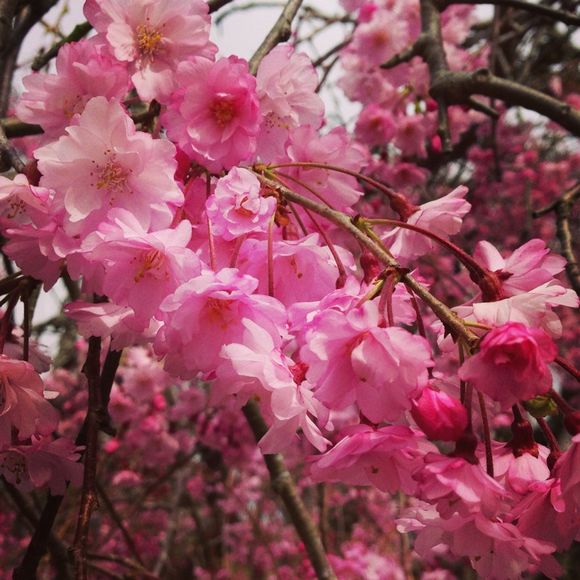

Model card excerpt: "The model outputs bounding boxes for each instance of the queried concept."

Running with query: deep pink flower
[354,104,396,147]
[458,322,557,409]
[84,0,216,101]
[411,387,468,442]
[163,57,260,171]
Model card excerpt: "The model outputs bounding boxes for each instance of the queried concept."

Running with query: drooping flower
[0,356,59,447]
[458,322,557,409]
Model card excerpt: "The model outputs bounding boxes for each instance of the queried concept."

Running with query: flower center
[204,297,233,329]
[93,152,131,197]
[0,451,26,484]
[136,24,163,60]
[210,99,236,128]
[133,249,167,283]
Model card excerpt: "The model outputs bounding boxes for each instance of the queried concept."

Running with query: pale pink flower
[0,356,58,447]
[382,186,471,262]
[474,238,569,296]
[84,0,216,101]
[454,281,578,339]
[206,167,276,240]
[155,268,287,378]
[163,57,260,172]
[310,424,434,494]
[393,114,430,158]
[256,44,324,159]
[513,479,579,551]
[0,437,83,494]
[281,126,366,210]
[237,234,355,307]
[553,434,580,510]
[301,301,433,423]
[80,209,201,328]
[0,174,52,227]
[405,511,561,580]
[414,452,507,518]
[16,38,129,138]
[411,387,468,442]
[35,97,182,235]
[458,322,557,409]
[64,302,159,349]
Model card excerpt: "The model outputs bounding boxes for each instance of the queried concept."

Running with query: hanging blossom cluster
[0,0,579,577]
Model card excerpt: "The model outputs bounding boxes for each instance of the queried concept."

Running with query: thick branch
[249,0,303,74]
[430,68,580,136]
[437,0,580,28]
[0,0,18,53]
[243,400,336,580]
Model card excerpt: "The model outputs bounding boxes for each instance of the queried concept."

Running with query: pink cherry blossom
[206,168,276,240]
[84,0,216,101]
[458,322,557,409]
[163,56,260,172]
[382,186,471,262]
[0,437,83,494]
[155,268,286,378]
[0,174,52,227]
[35,96,182,235]
[301,301,433,422]
[256,44,324,159]
[280,126,366,210]
[0,356,58,447]
[354,104,396,147]
[474,238,569,296]
[16,38,130,138]
[310,424,434,494]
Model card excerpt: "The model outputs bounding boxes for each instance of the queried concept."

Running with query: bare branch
[242,400,336,580]
[249,0,304,75]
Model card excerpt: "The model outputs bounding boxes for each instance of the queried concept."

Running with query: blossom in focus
[163,56,260,172]
[458,322,557,409]
[35,96,182,236]
[84,0,216,101]
[206,168,276,240]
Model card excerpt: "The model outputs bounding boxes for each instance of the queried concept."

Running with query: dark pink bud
[411,387,468,441]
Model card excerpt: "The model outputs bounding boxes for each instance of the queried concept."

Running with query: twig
[208,0,237,12]
[96,482,145,567]
[31,21,92,71]
[71,335,103,580]
[258,173,479,346]
[0,122,25,172]
[242,400,336,580]
[533,184,580,296]
[249,0,304,75]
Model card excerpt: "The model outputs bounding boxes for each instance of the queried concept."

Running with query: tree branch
[437,0,580,28]
[242,400,336,580]
[249,0,303,74]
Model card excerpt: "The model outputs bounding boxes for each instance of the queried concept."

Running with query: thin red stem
[554,356,580,382]
[478,391,494,477]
